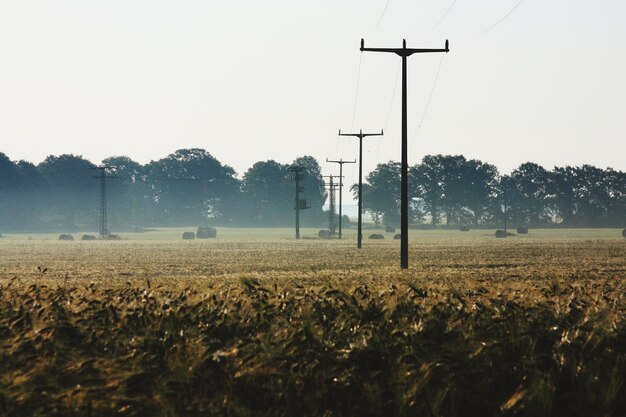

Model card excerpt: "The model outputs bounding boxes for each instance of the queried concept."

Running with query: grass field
[0,228,625,416]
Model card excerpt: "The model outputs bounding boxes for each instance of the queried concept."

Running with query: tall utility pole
[326,158,356,239]
[361,38,449,269]
[503,185,508,235]
[92,166,114,238]
[322,175,342,237]
[338,129,384,249]
[289,166,309,239]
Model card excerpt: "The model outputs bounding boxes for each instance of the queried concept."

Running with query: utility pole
[322,175,342,237]
[326,158,356,239]
[338,129,384,249]
[503,185,508,235]
[360,38,449,269]
[92,166,115,238]
[289,166,309,239]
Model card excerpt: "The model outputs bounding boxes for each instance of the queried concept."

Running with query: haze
[1,0,625,204]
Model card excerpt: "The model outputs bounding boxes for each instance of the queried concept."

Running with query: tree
[510,163,551,226]
[241,160,292,225]
[291,156,326,226]
[460,159,499,226]
[145,149,239,225]
[37,154,97,230]
[352,161,401,226]
[102,156,150,228]
[410,155,445,225]
[0,153,22,230]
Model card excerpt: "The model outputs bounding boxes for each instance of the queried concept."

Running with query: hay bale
[58,234,74,241]
[196,226,217,239]
[318,230,331,239]
[517,226,529,234]
[369,233,384,240]
[81,235,97,241]
[495,230,507,238]
[622,229,626,238]
[460,226,470,232]
[385,225,396,233]
[105,234,122,240]
[182,232,195,240]
[393,234,401,240]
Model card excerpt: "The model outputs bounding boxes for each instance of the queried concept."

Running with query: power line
[350,53,363,131]
[374,60,402,161]
[411,53,446,143]
[473,0,527,39]
[372,0,392,33]
[425,0,458,36]
[384,60,402,131]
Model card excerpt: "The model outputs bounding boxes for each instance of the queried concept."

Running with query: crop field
[0,228,625,416]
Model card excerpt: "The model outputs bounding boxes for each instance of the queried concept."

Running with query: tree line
[0,149,624,232]
[359,155,625,228]
[0,149,325,232]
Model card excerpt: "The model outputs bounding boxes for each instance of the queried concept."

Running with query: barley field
[0,228,624,416]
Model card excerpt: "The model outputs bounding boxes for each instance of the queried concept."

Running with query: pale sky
[1,0,625,205]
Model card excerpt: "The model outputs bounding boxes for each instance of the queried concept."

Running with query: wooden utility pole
[326,158,356,239]
[360,38,449,269]
[322,175,341,237]
[289,166,309,239]
[338,129,384,249]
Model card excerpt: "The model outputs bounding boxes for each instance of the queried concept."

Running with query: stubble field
[0,228,624,416]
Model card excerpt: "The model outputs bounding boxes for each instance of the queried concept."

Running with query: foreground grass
[0,230,624,416]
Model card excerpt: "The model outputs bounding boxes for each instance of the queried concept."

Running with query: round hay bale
[369,233,384,240]
[495,230,507,238]
[459,226,470,232]
[105,234,122,240]
[393,234,401,240]
[385,225,396,233]
[318,230,331,239]
[81,234,97,241]
[622,229,626,238]
[58,234,74,241]
[516,226,529,234]
[197,226,217,239]
[182,232,195,240]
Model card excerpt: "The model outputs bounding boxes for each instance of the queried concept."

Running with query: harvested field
[0,228,624,416]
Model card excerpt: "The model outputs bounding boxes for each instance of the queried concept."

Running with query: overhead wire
[425,0,458,36]
[411,53,445,143]
[350,53,363,132]
[373,60,401,161]
[372,0,392,34]
[472,0,527,39]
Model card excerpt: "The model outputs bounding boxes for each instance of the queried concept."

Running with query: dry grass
[0,229,625,416]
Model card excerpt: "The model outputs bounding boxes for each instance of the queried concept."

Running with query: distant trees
[361,155,625,228]
[0,149,623,231]
[407,155,499,227]
[37,154,97,230]
[241,160,292,225]
[352,162,401,227]
[144,149,240,225]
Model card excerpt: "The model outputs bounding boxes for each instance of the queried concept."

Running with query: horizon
[1,1,625,206]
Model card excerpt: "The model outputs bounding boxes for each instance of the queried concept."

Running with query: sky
[1,0,625,205]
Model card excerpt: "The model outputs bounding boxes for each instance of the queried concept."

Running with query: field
[0,228,625,416]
